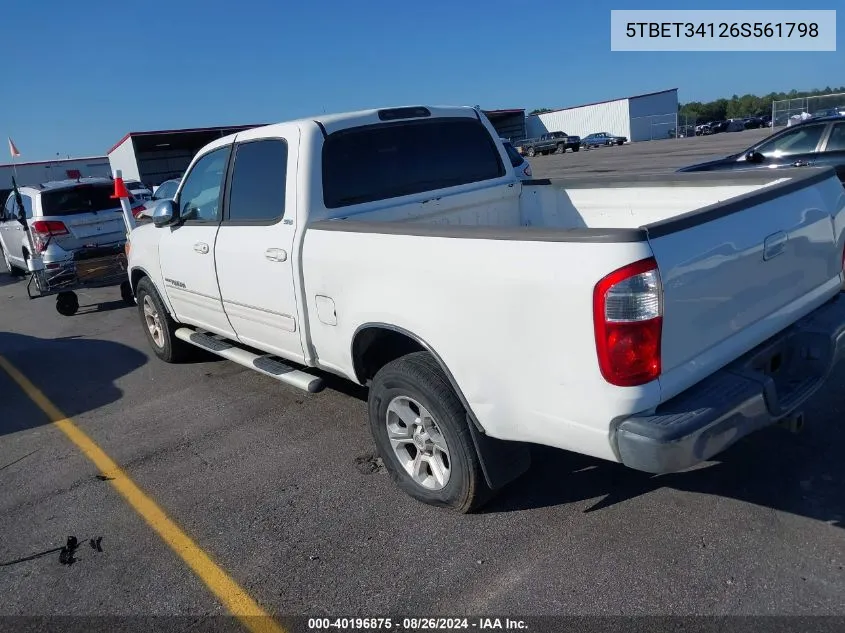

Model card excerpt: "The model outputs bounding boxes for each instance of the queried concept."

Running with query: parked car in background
[582,132,627,148]
[125,180,153,201]
[132,178,182,219]
[678,114,845,184]
[0,178,129,277]
[743,117,765,129]
[517,131,580,157]
[151,178,181,202]
[500,139,532,180]
[695,123,712,136]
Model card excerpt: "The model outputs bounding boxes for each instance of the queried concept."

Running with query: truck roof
[212,105,480,146]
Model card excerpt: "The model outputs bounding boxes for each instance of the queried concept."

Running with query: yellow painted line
[0,354,286,633]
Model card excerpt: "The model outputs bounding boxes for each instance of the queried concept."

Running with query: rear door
[647,173,842,385]
[38,183,126,250]
[817,120,845,184]
[214,130,304,363]
[158,144,236,337]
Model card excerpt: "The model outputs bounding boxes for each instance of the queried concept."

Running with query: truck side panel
[301,227,656,462]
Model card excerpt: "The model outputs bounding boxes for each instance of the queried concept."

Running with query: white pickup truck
[127,105,845,512]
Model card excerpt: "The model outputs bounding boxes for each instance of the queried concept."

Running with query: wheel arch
[351,323,484,434]
[351,323,532,491]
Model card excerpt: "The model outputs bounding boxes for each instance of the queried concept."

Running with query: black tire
[555,143,564,154]
[526,147,535,157]
[135,277,192,363]
[572,146,580,152]
[368,352,493,513]
[120,280,135,305]
[56,291,79,316]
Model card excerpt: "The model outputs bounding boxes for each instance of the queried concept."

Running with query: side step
[174,328,325,393]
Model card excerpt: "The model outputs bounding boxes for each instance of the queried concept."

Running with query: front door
[749,122,827,172]
[214,130,304,363]
[158,144,236,337]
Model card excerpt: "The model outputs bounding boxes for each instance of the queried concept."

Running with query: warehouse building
[481,109,526,142]
[0,156,111,203]
[107,124,265,187]
[525,89,678,142]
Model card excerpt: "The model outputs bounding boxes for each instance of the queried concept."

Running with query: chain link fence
[772,92,845,128]
[630,113,695,141]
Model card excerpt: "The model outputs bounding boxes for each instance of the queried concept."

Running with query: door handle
[793,160,810,167]
[264,248,287,262]
[193,242,209,254]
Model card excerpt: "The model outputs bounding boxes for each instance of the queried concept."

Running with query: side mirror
[745,151,765,164]
[151,199,177,227]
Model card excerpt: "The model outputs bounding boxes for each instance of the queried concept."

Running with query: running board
[174,328,325,393]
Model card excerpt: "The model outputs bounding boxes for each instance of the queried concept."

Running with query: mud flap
[467,417,532,490]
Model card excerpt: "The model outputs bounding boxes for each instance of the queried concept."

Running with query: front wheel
[526,147,535,157]
[135,277,192,363]
[368,352,492,513]
[1,245,24,277]
[572,146,580,152]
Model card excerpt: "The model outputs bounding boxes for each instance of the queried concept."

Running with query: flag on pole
[10,176,28,230]
[8,137,20,158]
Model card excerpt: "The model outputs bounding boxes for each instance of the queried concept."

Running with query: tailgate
[648,173,843,377]
[64,210,125,240]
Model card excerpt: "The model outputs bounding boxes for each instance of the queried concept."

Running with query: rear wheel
[526,147,535,157]
[555,143,564,154]
[572,145,580,152]
[136,277,191,363]
[368,352,493,513]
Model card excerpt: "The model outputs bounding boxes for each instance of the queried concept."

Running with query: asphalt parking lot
[1,129,844,625]
[529,128,773,179]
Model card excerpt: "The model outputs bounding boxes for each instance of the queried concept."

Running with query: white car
[501,138,532,180]
[127,104,845,513]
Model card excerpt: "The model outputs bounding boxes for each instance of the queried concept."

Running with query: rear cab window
[40,184,120,216]
[322,117,505,208]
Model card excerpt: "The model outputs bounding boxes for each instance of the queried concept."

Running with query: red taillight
[32,220,69,235]
[593,257,663,387]
[132,205,146,218]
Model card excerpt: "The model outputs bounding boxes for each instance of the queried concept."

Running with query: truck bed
[314,168,834,238]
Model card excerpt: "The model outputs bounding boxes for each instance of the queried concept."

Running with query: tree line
[679,86,845,122]
[529,86,845,120]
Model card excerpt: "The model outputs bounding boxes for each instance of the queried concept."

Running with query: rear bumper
[613,294,845,474]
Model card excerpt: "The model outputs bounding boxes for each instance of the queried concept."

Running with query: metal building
[482,109,526,142]
[107,124,265,187]
[1,156,111,202]
[525,89,678,142]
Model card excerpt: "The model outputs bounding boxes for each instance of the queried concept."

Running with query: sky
[4,0,843,162]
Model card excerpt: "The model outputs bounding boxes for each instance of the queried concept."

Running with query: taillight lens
[593,257,663,387]
[31,221,69,253]
[32,220,69,235]
[132,205,146,218]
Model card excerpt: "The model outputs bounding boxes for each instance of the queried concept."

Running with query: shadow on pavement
[77,299,134,315]
[487,377,845,530]
[0,332,147,436]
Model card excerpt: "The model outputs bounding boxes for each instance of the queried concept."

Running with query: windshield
[40,184,121,216]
